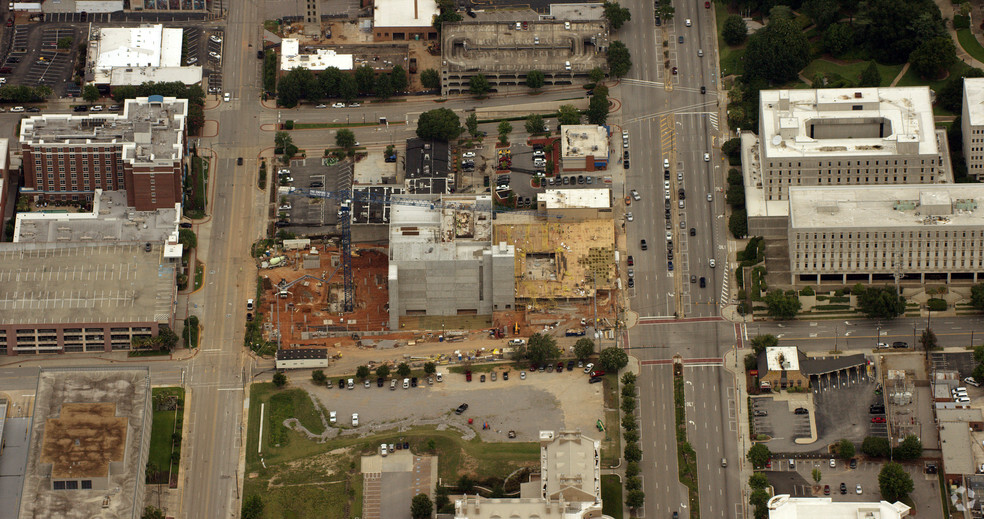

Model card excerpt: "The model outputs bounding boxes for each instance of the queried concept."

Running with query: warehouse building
[455,430,608,519]
[0,242,177,355]
[962,78,984,180]
[19,95,188,211]
[87,25,200,86]
[18,367,152,519]
[743,87,952,237]
[440,20,609,96]
[388,195,515,330]
[787,185,984,283]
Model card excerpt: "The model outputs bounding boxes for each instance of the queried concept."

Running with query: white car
[352,413,359,426]
[663,158,670,168]
[704,152,710,162]
[664,180,670,190]
[403,378,410,389]
[186,57,198,64]
[223,92,231,102]
[380,443,388,456]
[520,371,526,379]
[630,189,641,201]
[332,102,345,108]
[10,106,24,112]
[209,51,221,59]
[462,151,476,158]
[830,459,836,468]
[436,372,444,383]
[685,18,692,26]
[329,411,337,423]
[709,259,716,268]
[965,377,981,387]
[855,484,862,494]
[678,172,683,181]
[707,193,713,202]
[622,130,628,138]
[666,231,673,241]
[349,102,361,107]
[90,105,102,111]
[583,363,594,374]
[210,35,222,43]
[316,104,327,108]
[626,212,633,222]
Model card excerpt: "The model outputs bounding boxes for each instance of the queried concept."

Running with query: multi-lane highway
[616,0,741,517]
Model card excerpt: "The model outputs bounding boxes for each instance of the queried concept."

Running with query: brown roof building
[18,95,188,211]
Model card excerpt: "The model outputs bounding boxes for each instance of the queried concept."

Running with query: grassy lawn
[185,156,208,219]
[293,121,397,130]
[193,261,204,291]
[601,475,624,518]
[800,59,904,87]
[715,1,745,77]
[148,387,185,484]
[958,29,984,64]
[600,373,621,467]
[896,60,972,93]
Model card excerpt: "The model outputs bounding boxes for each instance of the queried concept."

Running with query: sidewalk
[723,347,751,519]
[937,0,984,70]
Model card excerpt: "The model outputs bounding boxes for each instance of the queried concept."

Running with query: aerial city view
[5,0,984,517]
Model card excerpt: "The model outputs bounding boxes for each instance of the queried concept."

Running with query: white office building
[767,495,911,518]
[962,77,984,180]
[788,185,984,284]
[743,87,953,237]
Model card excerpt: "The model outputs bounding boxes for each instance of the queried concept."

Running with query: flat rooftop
[540,188,611,209]
[442,21,609,74]
[561,125,609,159]
[20,96,188,167]
[788,185,984,230]
[19,368,150,519]
[109,66,202,86]
[14,190,180,244]
[767,495,911,518]
[373,0,438,28]
[541,430,599,501]
[965,78,984,126]
[765,346,800,372]
[90,25,183,83]
[389,195,494,262]
[759,87,937,159]
[281,39,354,71]
[493,219,614,299]
[0,242,176,327]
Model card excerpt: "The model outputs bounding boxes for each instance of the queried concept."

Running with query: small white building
[280,39,354,71]
[767,495,911,518]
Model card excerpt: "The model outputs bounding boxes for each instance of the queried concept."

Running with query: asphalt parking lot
[301,363,604,442]
[276,160,350,230]
[1,25,79,96]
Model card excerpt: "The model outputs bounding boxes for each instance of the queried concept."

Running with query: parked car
[794,407,809,415]
[583,363,594,374]
[589,370,605,378]
[589,376,603,384]
[466,370,472,382]
[871,416,886,423]
[840,483,847,494]
[352,413,359,426]
[455,403,469,415]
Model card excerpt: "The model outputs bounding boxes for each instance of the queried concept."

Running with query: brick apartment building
[19,95,188,211]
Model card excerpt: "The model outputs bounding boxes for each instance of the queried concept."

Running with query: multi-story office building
[742,87,952,237]
[787,185,984,284]
[962,78,984,180]
[19,95,188,211]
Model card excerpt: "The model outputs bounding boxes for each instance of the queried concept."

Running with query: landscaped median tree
[878,462,914,502]
[335,128,357,155]
[397,362,411,378]
[465,113,481,138]
[525,114,545,136]
[497,120,512,145]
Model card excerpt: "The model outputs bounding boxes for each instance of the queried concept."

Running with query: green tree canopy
[390,64,409,92]
[938,69,984,113]
[749,472,769,489]
[606,41,632,78]
[374,73,394,99]
[338,74,358,102]
[750,334,779,355]
[822,23,854,56]
[465,113,480,138]
[397,362,411,378]
[730,209,748,238]
[802,0,839,30]
[469,74,491,96]
[178,229,198,250]
[312,370,328,385]
[142,506,165,519]
[416,108,462,142]
[420,69,441,90]
[82,84,100,103]
[722,15,748,46]
[837,439,855,460]
[424,362,436,375]
[743,17,810,84]
[497,120,513,145]
[355,64,376,95]
[747,443,771,468]
[335,128,357,150]
[587,93,609,125]
[895,434,923,460]
[319,66,344,98]
[859,0,945,64]
[861,436,891,458]
[765,290,801,320]
[242,495,264,519]
[589,67,605,84]
[526,333,560,366]
[603,1,632,30]
[625,489,645,509]
[599,346,629,372]
[920,328,938,351]
[526,70,545,91]
[878,462,914,502]
[855,285,906,319]
[376,365,391,379]
[909,36,956,79]
[275,131,293,151]
[272,372,287,387]
[557,104,581,125]
[858,61,882,87]
[277,67,318,107]
[573,338,595,360]
[411,493,434,519]
[356,365,371,379]
[525,114,545,135]
[433,0,462,32]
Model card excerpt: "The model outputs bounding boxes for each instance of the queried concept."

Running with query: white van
[347,378,354,390]
[380,443,388,456]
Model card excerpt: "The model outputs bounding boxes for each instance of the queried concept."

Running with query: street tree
[424,362,436,375]
[599,346,629,372]
[838,439,855,460]
[722,15,748,46]
[750,489,770,510]
[275,131,293,152]
[749,472,769,489]
[730,209,748,238]
[747,443,771,468]
[272,372,287,387]
[397,362,411,378]
[606,41,632,78]
[335,129,357,151]
[557,104,581,125]
[602,1,631,30]
[178,229,198,250]
[587,93,609,125]
[376,364,391,379]
[465,113,481,138]
[390,64,408,92]
[573,338,595,360]
[497,120,512,145]
[765,290,801,320]
[355,64,376,95]
[411,493,434,519]
[526,333,560,366]
[82,84,100,103]
[374,73,394,100]
[420,69,441,90]
[469,74,491,96]
[625,489,645,509]
[858,61,881,87]
[416,108,461,142]
[277,67,318,107]
[142,506,165,519]
[920,328,938,351]
[589,67,605,84]
[338,74,358,103]
[878,462,914,502]
[525,114,545,135]
[744,17,810,84]
[750,334,778,355]
[356,365,371,380]
[526,70,545,91]
[909,36,957,79]
[319,67,344,98]
[624,442,642,462]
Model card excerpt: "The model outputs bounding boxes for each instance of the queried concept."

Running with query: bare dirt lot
[299,365,603,443]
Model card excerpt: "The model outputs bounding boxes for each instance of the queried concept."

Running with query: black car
[794,407,809,415]
[338,379,345,389]
[667,250,673,261]
[377,377,384,387]
[455,403,469,414]
[26,107,40,112]
[73,105,88,112]
[503,372,509,380]
[589,376,603,384]
[567,360,575,370]
[246,312,253,322]
[275,220,291,227]
[700,86,706,94]
[623,150,629,160]
[665,210,671,220]
[665,199,671,210]
[869,405,885,414]
[640,239,648,250]
[699,277,706,288]
[577,175,585,184]
[309,181,324,188]
[411,377,418,387]
[690,227,696,236]
[237,157,244,165]
[627,277,634,288]
[849,458,857,469]
[257,49,265,59]
[144,242,152,252]
[678,188,685,199]
[480,374,486,381]
[623,159,629,169]
[840,483,847,494]
[180,222,194,228]
[892,341,908,348]
[664,170,670,180]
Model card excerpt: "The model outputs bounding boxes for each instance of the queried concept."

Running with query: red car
[705,1,710,8]
[871,416,886,423]
[589,370,606,378]
[823,485,830,495]
[672,67,678,75]
[465,370,472,382]
[627,255,634,266]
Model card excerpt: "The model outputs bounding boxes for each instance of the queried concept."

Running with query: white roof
[964,78,984,126]
[788,185,984,230]
[109,66,202,86]
[765,346,800,372]
[560,125,609,159]
[95,25,182,68]
[767,495,911,518]
[0,139,8,172]
[759,87,937,159]
[540,188,611,209]
[280,39,354,71]
[373,0,439,28]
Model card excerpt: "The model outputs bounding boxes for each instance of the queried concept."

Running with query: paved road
[751,316,984,352]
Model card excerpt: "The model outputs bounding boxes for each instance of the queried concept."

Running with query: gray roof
[757,349,867,377]
[276,348,327,361]
[0,242,176,326]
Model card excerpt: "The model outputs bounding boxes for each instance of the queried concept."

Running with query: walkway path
[889,63,910,87]
[937,0,984,70]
